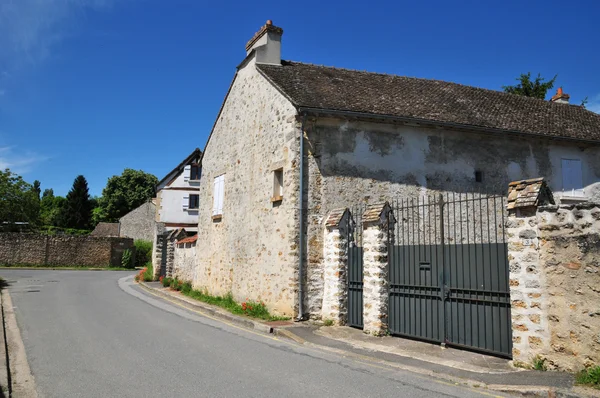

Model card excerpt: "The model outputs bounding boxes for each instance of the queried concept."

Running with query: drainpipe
[296,113,307,321]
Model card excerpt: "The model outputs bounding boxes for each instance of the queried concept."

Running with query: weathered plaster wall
[0,233,133,267]
[194,57,301,316]
[173,242,196,282]
[119,202,156,242]
[305,118,600,316]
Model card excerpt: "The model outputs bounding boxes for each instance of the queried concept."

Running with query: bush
[181,282,192,294]
[576,366,600,388]
[161,277,172,287]
[240,299,271,319]
[134,240,152,268]
[170,278,184,291]
[121,249,133,269]
[38,226,91,236]
[134,264,154,282]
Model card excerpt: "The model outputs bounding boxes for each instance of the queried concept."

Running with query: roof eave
[156,148,202,190]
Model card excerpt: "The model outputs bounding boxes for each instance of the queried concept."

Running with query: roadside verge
[1,288,37,397]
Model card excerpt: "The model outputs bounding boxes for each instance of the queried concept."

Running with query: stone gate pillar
[362,202,395,336]
[321,208,352,325]
[506,178,553,362]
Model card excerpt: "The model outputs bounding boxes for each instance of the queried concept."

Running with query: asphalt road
[0,269,508,398]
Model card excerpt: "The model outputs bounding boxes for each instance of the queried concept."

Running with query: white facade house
[155,148,202,232]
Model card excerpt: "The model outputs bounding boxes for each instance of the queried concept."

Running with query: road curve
[0,269,507,398]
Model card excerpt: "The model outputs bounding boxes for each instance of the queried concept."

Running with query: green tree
[98,169,158,222]
[62,175,92,229]
[33,180,41,200]
[40,189,67,226]
[503,72,557,99]
[0,169,40,230]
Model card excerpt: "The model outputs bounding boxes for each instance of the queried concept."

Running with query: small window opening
[475,170,483,183]
[190,164,201,180]
[272,169,283,202]
[189,194,199,209]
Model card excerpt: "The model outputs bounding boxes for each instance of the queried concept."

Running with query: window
[561,159,584,196]
[191,164,201,181]
[272,169,283,202]
[474,170,483,183]
[189,194,199,210]
[213,174,225,218]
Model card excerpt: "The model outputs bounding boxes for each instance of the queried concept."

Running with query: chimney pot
[266,20,272,25]
[551,87,570,104]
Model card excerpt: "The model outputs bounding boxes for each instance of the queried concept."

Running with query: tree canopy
[62,175,93,229]
[502,72,557,99]
[0,169,40,230]
[98,169,158,222]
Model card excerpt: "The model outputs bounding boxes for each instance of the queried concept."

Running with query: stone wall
[508,202,600,371]
[0,233,134,267]
[119,202,156,242]
[194,56,301,317]
[151,222,167,279]
[173,241,196,282]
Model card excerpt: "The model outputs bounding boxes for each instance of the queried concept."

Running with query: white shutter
[183,165,191,181]
[217,175,225,214]
[212,177,220,215]
[182,195,189,210]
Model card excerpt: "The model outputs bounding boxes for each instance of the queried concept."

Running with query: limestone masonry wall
[173,242,196,282]
[119,202,156,242]
[0,233,134,267]
[537,204,600,371]
[194,58,301,317]
[508,203,600,371]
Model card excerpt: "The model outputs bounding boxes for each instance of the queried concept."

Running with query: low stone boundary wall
[509,202,600,371]
[173,235,197,282]
[0,233,134,267]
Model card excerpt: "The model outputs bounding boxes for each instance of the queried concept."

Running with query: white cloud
[0,146,45,174]
[0,0,119,97]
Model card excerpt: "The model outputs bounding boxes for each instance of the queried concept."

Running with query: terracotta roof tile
[507,178,554,209]
[177,235,198,245]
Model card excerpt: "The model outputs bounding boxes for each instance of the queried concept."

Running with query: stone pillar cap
[507,178,554,210]
[362,202,396,225]
[325,208,350,228]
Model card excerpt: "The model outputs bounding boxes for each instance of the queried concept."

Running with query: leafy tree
[98,169,158,222]
[0,169,40,230]
[62,175,92,229]
[40,189,67,226]
[42,188,54,199]
[33,180,41,200]
[503,72,557,99]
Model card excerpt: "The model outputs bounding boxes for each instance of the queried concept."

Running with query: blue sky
[1,0,599,196]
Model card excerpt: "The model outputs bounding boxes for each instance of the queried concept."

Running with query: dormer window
[191,164,201,181]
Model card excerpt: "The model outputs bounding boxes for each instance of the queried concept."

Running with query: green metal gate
[347,205,364,329]
[388,193,512,358]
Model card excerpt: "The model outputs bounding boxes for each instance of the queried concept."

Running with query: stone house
[152,148,202,278]
[155,148,203,232]
[194,19,600,345]
[118,201,156,242]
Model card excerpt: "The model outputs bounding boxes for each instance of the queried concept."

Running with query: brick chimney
[245,20,283,65]
[551,87,570,104]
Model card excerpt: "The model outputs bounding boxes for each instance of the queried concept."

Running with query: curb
[138,282,274,335]
[1,289,37,397]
